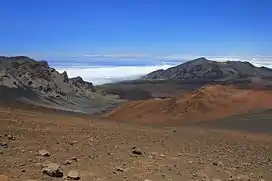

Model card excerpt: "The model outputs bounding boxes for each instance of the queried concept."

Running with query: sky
[1,0,272,84]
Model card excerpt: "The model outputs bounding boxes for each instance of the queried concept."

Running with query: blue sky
[1,0,272,84]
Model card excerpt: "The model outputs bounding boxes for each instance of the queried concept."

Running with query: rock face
[143,57,272,82]
[0,56,120,114]
[0,56,95,97]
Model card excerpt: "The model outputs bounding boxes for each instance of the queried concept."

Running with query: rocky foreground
[0,105,271,181]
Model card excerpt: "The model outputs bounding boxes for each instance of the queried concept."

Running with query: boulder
[67,170,80,180]
[42,163,63,177]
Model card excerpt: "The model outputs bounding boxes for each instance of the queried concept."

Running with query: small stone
[21,168,26,172]
[187,160,193,164]
[67,170,80,180]
[192,173,197,177]
[1,142,8,148]
[42,163,63,177]
[131,147,142,155]
[63,160,72,165]
[115,167,125,172]
[38,149,50,157]
[7,134,15,140]
[0,175,9,181]
[242,162,250,166]
[159,154,166,158]
[68,141,78,145]
[71,157,77,161]
[213,161,223,166]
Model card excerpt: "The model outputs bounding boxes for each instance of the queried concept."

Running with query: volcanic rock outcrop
[0,56,120,113]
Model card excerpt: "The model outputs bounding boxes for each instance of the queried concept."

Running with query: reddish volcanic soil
[104,85,272,124]
[0,104,272,181]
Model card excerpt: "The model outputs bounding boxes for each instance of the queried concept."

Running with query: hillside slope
[0,56,120,114]
[144,57,272,83]
[104,85,272,124]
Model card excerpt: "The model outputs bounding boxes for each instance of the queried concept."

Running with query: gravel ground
[0,105,271,181]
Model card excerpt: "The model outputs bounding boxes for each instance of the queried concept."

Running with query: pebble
[71,156,77,161]
[7,134,15,140]
[213,161,223,166]
[115,167,125,172]
[131,147,142,155]
[1,142,8,148]
[64,160,72,165]
[38,149,50,157]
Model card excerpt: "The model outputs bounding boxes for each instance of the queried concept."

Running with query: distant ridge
[143,57,272,81]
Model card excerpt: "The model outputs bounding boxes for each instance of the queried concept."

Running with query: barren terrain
[0,104,271,181]
[104,85,272,124]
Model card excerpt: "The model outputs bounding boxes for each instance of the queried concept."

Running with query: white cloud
[83,53,147,60]
[205,56,272,68]
[56,65,172,85]
[54,54,272,85]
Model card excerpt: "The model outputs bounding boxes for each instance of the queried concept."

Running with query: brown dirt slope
[104,85,272,124]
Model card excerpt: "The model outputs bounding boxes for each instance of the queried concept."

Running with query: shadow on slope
[0,85,121,114]
[193,109,272,134]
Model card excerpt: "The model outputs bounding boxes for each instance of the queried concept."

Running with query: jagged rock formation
[0,56,95,96]
[0,56,120,114]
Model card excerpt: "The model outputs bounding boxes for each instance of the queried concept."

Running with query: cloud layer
[83,53,147,60]
[56,65,172,85]
[53,54,272,85]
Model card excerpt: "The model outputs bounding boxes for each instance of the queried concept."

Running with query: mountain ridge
[143,57,272,81]
[0,56,120,114]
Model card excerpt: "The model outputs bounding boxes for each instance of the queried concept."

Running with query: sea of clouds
[50,55,272,85]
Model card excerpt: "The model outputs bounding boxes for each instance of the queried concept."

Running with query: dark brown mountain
[143,57,272,82]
